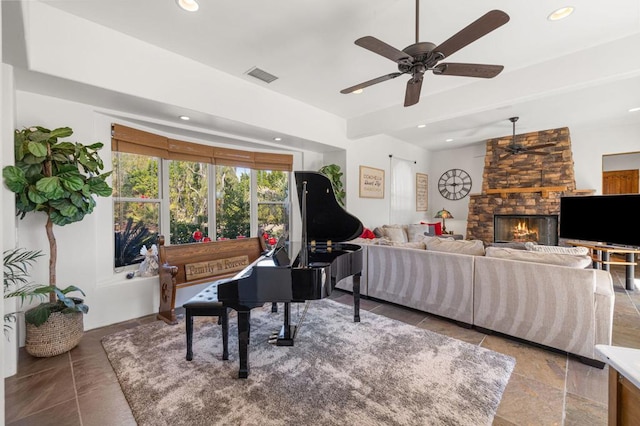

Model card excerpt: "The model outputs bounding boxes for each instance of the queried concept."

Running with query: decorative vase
[25,311,84,357]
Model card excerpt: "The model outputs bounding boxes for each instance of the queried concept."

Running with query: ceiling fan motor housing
[399,42,441,74]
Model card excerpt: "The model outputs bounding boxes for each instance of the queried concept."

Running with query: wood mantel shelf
[485,186,567,198]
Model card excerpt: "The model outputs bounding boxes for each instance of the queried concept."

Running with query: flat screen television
[559,194,640,247]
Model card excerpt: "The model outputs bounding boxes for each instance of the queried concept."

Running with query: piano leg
[237,310,251,379]
[271,302,278,313]
[353,273,361,323]
[276,302,295,346]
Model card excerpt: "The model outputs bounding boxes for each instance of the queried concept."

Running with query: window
[257,170,289,245]
[169,160,209,244]
[216,166,250,240]
[113,152,160,267]
[111,124,293,269]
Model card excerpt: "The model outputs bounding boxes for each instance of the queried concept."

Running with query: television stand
[566,241,639,291]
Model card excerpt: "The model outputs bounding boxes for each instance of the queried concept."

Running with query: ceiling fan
[340,1,510,107]
[500,117,555,156]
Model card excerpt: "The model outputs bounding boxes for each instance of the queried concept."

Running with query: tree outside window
[169,160,208,244]
[216,166,250,240]
[257,170,289,245]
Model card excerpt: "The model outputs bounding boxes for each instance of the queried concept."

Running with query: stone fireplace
[494,214,558,245]
[466,126,593,244]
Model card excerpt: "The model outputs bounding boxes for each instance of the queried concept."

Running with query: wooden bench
[157,235,267,324]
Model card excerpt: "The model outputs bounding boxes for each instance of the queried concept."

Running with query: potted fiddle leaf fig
[2,125,112,357]
[318,164,346,207]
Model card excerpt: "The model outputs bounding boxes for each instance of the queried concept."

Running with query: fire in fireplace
[494,214,559,245]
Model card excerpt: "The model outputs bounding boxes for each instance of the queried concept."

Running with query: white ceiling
[7,1,640,150]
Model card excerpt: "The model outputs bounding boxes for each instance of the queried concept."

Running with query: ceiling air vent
[245,66,278,84]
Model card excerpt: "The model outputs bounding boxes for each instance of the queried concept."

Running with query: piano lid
[295,171,363,243]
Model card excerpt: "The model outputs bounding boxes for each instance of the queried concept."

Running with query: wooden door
[603,170,639,194]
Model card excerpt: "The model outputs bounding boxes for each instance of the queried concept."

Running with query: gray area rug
[102,299,515,425]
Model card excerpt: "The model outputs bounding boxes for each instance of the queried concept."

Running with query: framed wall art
[416,173,428,211]
[359,165,385,199]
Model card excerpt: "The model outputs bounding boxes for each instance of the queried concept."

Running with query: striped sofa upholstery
[340,240,615,365]
[473,256,614,362]
[365,244,475,325]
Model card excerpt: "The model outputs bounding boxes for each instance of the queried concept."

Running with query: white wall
[344,134,430,229]
[603,152,640,171]
[428,143,487,236]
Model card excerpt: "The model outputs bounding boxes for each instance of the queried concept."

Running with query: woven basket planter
[25,311,84,357]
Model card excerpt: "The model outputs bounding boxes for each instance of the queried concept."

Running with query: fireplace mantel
[485,186,567,198]
[485,187,596,198]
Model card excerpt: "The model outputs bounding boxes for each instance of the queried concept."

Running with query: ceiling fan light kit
[341,0,510,107]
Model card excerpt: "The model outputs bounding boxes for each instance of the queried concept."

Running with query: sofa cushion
[485,246,592,268]
[407,224,433,242]
[381,225,408,243]
[524,242,589,255]
[425,238,485,256]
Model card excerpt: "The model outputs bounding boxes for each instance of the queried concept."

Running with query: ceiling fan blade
[433,10,510,59]
[404,73,423,107]
[355,36,413,65]
[340,72,404,94]
[433,63,504,78]
[527,143,555,150]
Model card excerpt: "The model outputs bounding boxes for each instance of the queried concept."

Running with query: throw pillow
[382,225,408,243]
[485,246,592,268]
[359,227,376,239]
[425,238,485,256]
[525,242,589,256]
[407,224,432,242]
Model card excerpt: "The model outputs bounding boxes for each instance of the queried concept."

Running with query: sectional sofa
[336,225,615,367]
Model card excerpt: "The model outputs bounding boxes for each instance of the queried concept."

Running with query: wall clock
[438,168,472,200]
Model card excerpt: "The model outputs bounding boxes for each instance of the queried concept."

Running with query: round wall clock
[438,168,472,200]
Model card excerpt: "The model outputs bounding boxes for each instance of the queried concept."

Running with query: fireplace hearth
[494,214,558,245]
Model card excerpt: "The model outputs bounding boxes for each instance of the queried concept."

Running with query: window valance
[111,123,292,171]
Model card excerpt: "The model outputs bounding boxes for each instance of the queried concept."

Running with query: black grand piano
[217,171,364,378]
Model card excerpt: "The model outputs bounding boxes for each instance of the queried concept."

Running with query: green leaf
[59,174,84,192]
[27,141,48,158]
[88,177,113,196]
[50,199,79,217]
[2,166,28,193]
[27,186,48,204]
[35,177,65,199]
[87,142,104,150]
[50,210,74,226]
[22,153,46,165]
[70,192,85,207]
[49,127,73,139]
[24,304,52,327]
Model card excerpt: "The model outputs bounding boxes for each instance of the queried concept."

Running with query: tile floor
[5,264,640,425]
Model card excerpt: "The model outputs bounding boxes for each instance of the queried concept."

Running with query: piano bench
[183,283,229,362]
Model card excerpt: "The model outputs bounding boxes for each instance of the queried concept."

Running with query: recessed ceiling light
[273,137,282,141]
[179,115,190,121]
[548,6,574,21]
[445,138,454,142]
[417,124,426,128]
[629,107,640,113]
[352,89,364,94]
[176,0,199,12]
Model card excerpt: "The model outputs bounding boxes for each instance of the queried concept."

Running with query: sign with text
[185,255,249,281]
[359,165,385,199]
[416,173,428,211]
